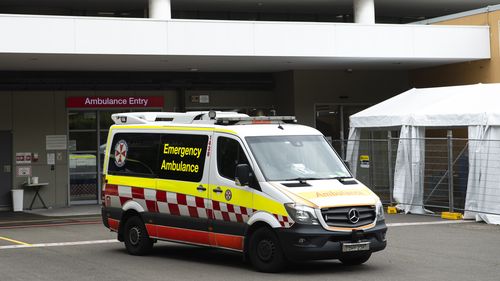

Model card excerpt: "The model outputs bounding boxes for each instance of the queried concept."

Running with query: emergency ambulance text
[163,144,203,158]
[160,160,199,173]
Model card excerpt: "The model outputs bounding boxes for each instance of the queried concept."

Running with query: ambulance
[101,111,387,272]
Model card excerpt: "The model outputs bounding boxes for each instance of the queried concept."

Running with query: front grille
[321,206,375,228]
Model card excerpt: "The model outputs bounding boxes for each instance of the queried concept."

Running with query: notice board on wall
[46,135,67,150]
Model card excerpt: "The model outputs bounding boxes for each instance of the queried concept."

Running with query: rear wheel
[123,216,153,255]
[248,227,287,273]
[339,253,371,266]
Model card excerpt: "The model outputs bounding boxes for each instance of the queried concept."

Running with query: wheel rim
[129,226,141,246]
[256,239,275,262]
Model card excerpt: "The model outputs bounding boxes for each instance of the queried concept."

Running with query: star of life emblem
[114,140,128,168]
[225,189,232,201]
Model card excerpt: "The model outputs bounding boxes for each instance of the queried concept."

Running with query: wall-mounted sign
[16,166,32,177]
[47,153,55,165]
[190,94,210,104]
[360,155,370,169]
[16,152,32,164]
[46,135,67,150]
[66,96,164,108]
[199,95,210,104]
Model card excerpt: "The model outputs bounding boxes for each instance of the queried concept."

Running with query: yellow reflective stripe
[111,125,236,135]
[106,175,287,217]
[253,192,288,217]
[208,184,252,210]
[106,175,156,189]
[157,179,207,198]
[207,185,286,216]
[213,129,238,135]
[270,183,317,208]
[102,128,114,175]
[114,125,210,131]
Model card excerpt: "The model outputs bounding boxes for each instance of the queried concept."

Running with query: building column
[353,0,375,24]
[149,0,171,19]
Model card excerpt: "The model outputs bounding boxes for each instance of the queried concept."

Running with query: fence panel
[334,136,499,216]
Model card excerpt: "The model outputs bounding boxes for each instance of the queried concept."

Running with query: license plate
[342,242,370,252]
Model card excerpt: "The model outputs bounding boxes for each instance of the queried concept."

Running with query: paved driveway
[0,214,499,281]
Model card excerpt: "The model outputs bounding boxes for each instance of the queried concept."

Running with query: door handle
[213,186,223,193]
[197,185,207,192]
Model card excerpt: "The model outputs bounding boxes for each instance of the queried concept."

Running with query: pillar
[353,0,375,24]
[149,0,171,19]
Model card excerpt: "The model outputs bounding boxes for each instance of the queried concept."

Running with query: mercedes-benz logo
[347,208,360,224]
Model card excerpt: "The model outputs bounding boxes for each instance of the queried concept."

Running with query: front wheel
[339,253,371,266]
[248,227,287,273]
[123,216,153,256]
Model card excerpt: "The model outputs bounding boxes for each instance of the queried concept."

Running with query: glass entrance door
[68,111,98,203]
[68,109,159,204]
[68,110,129,204]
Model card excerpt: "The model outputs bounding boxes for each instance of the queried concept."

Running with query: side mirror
[235,164,251,186]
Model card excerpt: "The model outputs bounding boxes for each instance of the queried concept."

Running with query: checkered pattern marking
[211,200,253,223]
[273,214,294,228]
[156,190,209,219]
[104,184,294,228]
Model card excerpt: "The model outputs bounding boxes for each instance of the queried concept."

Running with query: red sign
[66,96,164,108]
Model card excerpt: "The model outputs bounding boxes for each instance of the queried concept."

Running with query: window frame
[107,132,160,179]
[216,135,252,182]
[157,133,209,183]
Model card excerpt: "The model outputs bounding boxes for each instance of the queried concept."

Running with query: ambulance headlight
[285,203,319,225]
[376,200,385,221]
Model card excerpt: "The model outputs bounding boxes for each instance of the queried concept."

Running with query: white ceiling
[0,54,475,72]
[172,0,500,17]
[1,0,500,19]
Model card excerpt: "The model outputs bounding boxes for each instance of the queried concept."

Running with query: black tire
[339,253,371,266]
[248,227,287,273]
[123,216,153,256]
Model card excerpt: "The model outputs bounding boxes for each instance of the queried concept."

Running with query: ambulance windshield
[246,135,351,182]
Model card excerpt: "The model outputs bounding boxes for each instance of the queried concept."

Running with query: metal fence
[333,134,500,215]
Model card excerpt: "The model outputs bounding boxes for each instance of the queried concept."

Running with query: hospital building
[1,0,500,209]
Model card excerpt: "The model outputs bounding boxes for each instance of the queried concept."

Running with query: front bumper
[275,221,387,261]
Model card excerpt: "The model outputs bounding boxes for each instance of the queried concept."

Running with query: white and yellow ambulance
[101,111,387,272]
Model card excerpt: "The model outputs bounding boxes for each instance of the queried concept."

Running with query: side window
[158,134,208,182]
[108,133,159,177]
[217,137,250,181]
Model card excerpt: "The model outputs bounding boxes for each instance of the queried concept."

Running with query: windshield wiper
[331,176,353,180]
[331,176,354,183]
[282,177,318,183]
[282,176,353,183]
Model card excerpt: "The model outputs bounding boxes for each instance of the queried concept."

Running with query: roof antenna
[278,121,284,130]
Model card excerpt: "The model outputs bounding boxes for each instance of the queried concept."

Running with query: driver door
[208,134,255,251]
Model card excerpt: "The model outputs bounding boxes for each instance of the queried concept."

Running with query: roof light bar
[215,116,296,125]
[110,112,296,126]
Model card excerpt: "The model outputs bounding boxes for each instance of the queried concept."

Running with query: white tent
[347,83,500,224]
